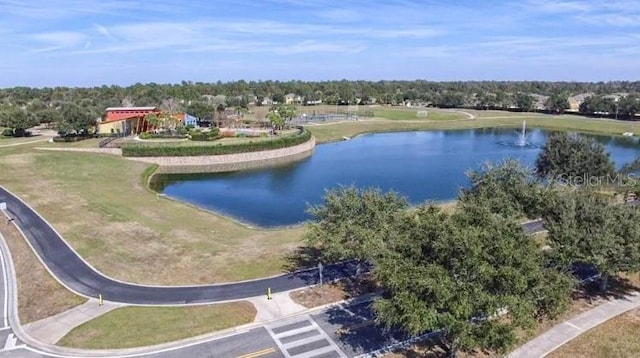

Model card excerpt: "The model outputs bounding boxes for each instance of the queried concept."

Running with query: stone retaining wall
[130,137,316,174]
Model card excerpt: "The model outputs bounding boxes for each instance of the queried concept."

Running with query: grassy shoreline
[307,113,640,144]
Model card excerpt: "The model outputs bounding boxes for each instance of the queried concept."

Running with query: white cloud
[93,23,117,40]
[526,0,594,13]
[31,31,87,50]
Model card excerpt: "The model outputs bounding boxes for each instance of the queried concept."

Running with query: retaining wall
[130,137,316,174]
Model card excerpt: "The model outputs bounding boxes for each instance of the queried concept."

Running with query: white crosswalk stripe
[266,315,347,358]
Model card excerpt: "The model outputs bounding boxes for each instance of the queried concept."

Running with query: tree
[267,112,284,131]
[543,190,640,290]
[535,132,616,183]
[579,95,615,115]
[34,108,62,127]
[186,101,215,121]
[460,160,551,219]
[0,106,38,136]
[59,103,96,134]
[267,103,297,130]
[545,93,570,114]
[304,186,408,271]
[272,93,285,104]
[515,93,534,112]
[215,103,227,125]
[373,203,573,356]
[160,98,179,113]
[618,94,640,119]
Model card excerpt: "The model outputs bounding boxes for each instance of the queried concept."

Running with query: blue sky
[1,0,639,87]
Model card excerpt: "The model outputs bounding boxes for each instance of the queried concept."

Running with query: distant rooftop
[105,107,157,111]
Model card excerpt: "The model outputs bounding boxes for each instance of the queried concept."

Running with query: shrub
[189,128,219,141]
[52,136,90,142]
[122,128,311,157]
[189,131,204,141]
[1,129,14,137]
[138,132,187,139]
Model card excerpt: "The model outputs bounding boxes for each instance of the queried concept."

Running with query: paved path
[23,300,123,344]
[508,292,640,358]
[250,292,308,323]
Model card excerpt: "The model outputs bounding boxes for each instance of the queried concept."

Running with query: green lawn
[0,135,51,146]
[39,138,105,148]
[0,149,303,285]
[306,113,640,143]
[57,302,256,349]
[371,108,463,121]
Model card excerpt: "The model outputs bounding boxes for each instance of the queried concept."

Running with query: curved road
[0,186,545,305]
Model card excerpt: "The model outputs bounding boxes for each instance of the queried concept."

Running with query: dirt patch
[290,277,380,308]
[0,221,86,324]
[290,283,349,308]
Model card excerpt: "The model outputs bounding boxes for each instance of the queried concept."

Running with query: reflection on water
[155,128,640,227]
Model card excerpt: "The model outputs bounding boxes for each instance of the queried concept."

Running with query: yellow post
[98,294,103,306]
[267,287,272,300]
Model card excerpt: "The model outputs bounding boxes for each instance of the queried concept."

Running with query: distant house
[183,113,198,127]
[261,97,273,106]
[170,112,199,128]
[304,99,323,105]
[568,93,594,111]
[99,107,160,135]
[284,93,302,104]
[529,94,549,110]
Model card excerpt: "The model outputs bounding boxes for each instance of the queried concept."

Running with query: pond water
[151,128,640,227]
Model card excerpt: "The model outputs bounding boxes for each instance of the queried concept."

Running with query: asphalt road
[0,186,546,305]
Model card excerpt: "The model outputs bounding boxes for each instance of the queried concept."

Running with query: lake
[151,128,640,227]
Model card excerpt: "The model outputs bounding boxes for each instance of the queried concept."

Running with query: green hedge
[139,132,187,140]
[52,135,93,142]
[189,128,219,141]
[122,129,311,157]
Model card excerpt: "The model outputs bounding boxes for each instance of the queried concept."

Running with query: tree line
[304,133,640,356]
[2,80,640,136]
[1,80,640,110]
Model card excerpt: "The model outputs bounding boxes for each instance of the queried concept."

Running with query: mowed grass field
[58,302,256,349]
[306,111,640,143]
[0,148,303,285]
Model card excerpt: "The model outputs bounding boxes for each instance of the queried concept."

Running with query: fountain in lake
[516,120,527,147]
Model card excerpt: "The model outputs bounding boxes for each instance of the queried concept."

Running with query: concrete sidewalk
[248,291,307,322]
[23,299,124,344]
[508,292,640,358]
